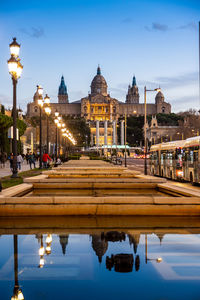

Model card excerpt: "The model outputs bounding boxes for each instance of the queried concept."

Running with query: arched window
[34,106,38,113]
[113,106,116,113]
[162,107,165,113]
[84,106,87,113]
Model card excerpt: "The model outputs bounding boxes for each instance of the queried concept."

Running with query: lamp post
[144,87,160,175]
[54,110,59,161]
[7,38,23,178]
[37,86,44,169]
[124,114,127,167]
[57,122,62,157]
[44,94,51,154]
[11,235,24,300]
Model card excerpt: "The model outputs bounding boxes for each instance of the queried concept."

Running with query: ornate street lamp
[54,110,59,161]
[144,87,161,175]
[7,38,23,178]
[44,94,51,154]
[37,86,44,168]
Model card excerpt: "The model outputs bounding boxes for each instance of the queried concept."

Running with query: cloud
[19,27,45,38]
[170,95,199,113]
[121,17,133,24]
[178,22,197,31]
[155,72,198,89]
[0,93,12,107]
[145,22,169,32]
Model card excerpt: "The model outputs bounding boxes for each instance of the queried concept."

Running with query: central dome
[91,66,108,96]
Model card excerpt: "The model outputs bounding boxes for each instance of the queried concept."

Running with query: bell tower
[126,76,139,104]
[58,76,68,103]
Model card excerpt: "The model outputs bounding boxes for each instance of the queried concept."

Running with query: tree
[0,113,13,153]
[62,116,90,147]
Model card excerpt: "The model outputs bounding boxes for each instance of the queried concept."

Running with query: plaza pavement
[0,161,39,177]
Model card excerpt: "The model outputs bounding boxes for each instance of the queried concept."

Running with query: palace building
[27,66,171,146]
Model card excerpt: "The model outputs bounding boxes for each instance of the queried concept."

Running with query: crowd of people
[0,151,62,172]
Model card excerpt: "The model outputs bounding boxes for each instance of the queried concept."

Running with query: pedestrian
[0,152,7,168]
[28,152,36,169]
[17,153,23,170]
[8,153,14,171]
[42,152,52,168]
[25,153,29,164]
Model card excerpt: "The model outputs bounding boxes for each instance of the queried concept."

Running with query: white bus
[150,140,185,180]
[182,136,200,184]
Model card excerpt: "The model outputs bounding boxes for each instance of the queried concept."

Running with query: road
[123,158,200,191]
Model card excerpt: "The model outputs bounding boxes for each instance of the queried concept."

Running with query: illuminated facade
[27,66,171,146]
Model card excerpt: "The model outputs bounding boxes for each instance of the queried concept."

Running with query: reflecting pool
[1,218,200,299]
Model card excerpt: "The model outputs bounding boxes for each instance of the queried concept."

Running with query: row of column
[96,120,125,146]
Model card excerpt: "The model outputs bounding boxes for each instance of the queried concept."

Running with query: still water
[1,230,200,299]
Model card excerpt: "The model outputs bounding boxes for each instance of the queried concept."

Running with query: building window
[91,107,94,113]
[84,106,87,113]
[162,107,165,113]
[34,106,38,113]
[113,106,116,113]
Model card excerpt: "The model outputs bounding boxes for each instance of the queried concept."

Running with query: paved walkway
[0,161,39,177]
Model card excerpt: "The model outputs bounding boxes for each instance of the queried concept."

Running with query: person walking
[17,153,23,170]
[28,152,36,169]
[8,153,13,171]
[1,152,7,168]
[42,152,52,168]
[25,153,29,164]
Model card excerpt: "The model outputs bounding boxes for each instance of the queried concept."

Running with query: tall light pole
[37,86,44,169]
[7,38,23,178]
[144,87,160,175]
[54,111,59,162]
[124,114,127,167]
[44,94,51,154]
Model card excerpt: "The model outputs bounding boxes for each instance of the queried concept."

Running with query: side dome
[91,66,108,96]
[155,91,164,104]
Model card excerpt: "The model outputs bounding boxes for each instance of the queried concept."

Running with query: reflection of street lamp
[11,235,25,300]
[144,87,160,175]
[145,234,162,264]
[7,38,23,178]
[46,234,52,255]
[38,235,45,268]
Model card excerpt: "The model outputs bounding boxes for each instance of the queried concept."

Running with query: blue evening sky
[0,0,199,112]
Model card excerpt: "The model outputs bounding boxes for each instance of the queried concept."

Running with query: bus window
[161,153,164,165]
[190,150,194,164]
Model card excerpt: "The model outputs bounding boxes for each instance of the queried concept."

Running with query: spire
[58,75,67,95]
[97,65,101,75]
[132,76,136,87]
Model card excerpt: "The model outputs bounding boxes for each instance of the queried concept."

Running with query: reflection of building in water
[35,234,42,244]
[135,255,140,272]
[101,231,126,242]
[128,234,141,254]
[156,233,165,245]
[91,234,108,263]
[59,235,69,255]
[106,254,134,272]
